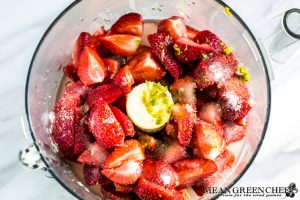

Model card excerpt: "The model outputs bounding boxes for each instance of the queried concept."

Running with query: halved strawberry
[134,178,183,200]
[148,31,184,79]
[103,58,121,80]
[77,142,108,166]
[193,54,237,90]
[102,160,142,185]
[113,65,134,94]
[83,164,102,186]
[110,106,135,137]
[111,13,143,36]
[127,49,166,83]
[193,119,224,160]
[170,76,197,107]
[100,34,141,57]
[173,38,213,63]
[171,104,196,146]
[186,25,199,40]
[77,46,107,86]
[218,77,251,121]
[87,100,125,148]
[155,139,187,164]
[223,121,247,144]
[64,81,92,106]
[87,84,122,108]
[101,185,134,200]
[158,16,188,39]
[193,30,226,53]
[142,160,178,190]
[214,149,235,172]
[172,158,218,189]
[104,139,145,169]
[198,102,222,126]
[114,183,133,194]
[63,61,79,82]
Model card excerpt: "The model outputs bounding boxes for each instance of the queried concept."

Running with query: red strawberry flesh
[110,106,135,137]
[111,12,143,36]
[87,84,122,107]
[158,16,188,39]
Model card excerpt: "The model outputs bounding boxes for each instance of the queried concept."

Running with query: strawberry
[87,100,125,149]
[218,77,251,121]
[142,160,178,190]
[223,121,247,144]
[148,31,184,79]
[100,34,141,57]
[112,94,127,113]
[127,49,166,83]
[155,139,186,164]
[64,81,92,104]
[102,160,142,185]
[193,54,237,90]
[103,58,121,80]
[77,46,107,86]
[83,164,102,186]
[138,134,161,152]
[134,178,183,200]
[110,106,135,137]
[172,158,218,189]
[171,104,196,146]
[193,30,226,53]
[193,119,224,160]
[198,102,222,126]
[63,61,79,82]
[113,65,134,94]
[170,76,197,107]
[111,13,143,36]
[87,84,122,107]
[186,25,199,40]
[173,38,213,63]
[104,139,145,169]
[101,185,134,200]
[214,149,235,172]
[72,32,95,71]
[158,16,188,39]
[77,142,109,166]
[114,183,133,194]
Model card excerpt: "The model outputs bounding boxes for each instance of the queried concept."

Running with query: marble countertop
[1,0,300,199]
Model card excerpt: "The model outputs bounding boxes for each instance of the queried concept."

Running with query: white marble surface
[1,0,300,199]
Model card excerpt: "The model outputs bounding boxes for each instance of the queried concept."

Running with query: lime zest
[225,7,233,16]
[173,44,182,55]
[134,39,141,45]
[224,46,232,54]
[236,65,251,82]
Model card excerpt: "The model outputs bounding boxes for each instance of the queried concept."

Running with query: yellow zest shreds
[173,44,182,55]
[205,37,209,43]
[224,46,232,54]
[236,65,251,82]
[202,53,208,60]
[134,39,141,45]
[225,6,232,16]
[184,45,188,51]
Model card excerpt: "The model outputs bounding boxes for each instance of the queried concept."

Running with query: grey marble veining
[0,0,299,199]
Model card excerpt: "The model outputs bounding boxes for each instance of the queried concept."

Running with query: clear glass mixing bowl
[25,0,271,199]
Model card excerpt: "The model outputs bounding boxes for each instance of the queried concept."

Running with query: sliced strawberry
[101,185,134,200]
[193,119,224,160]
[102,160,142,185]
[127,49,166,84]
[103,58,121,80]
[111,12,143,36]
[214,149,235,172]
[77,46,107,86]
[113,65,134,94]
[110,106,135,137]
[142,160,178,190]
[138,134,161,152]
[63,61,79,82]
[83,164,102,186]
[77,142,108,166]
[186,25,200,40]
[173,158,218,189]
[87,100,125,148]
[223,121,247,144]
[193,30,226,53]
[104,139,145,169]
[148,31,184,79]
[87,84,122,107]
[193,54,237,89]
[171,104,196,146]
[218,77,251,121]
[114,183,133,194]
[170,76,197,107]
[156,139,187,164]
[64,81,92,99]
[100,34,141,57]
[173,38,213,63]
[198,102,222,126]
[134,178,183,200]
[112,94,127,113]
[158,16,187,39]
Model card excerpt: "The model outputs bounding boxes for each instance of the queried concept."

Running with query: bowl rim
[25,0,271,199]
